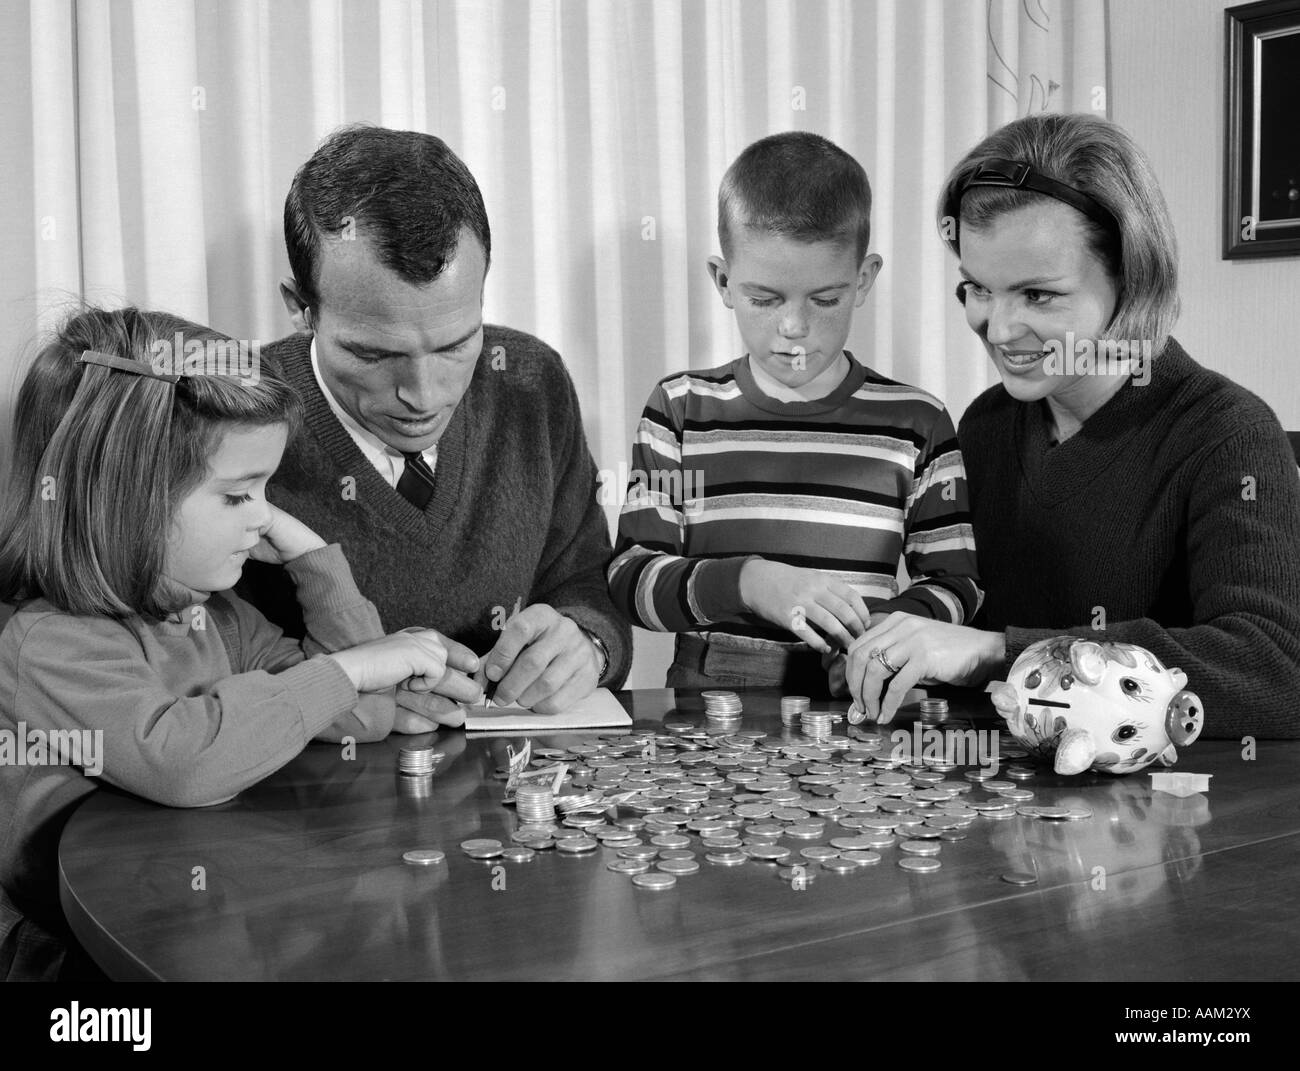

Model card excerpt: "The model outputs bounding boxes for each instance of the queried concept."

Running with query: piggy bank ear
[1069,641,1106,686]
[1166,691,1204,746]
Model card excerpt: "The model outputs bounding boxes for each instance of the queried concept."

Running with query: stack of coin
[515,783,557,824]
[397,745,441,776]
[919,698,950,723]
[702,690,743,715]
[702,690,743,722]
[800,711,834,740]
[780,695,811,726]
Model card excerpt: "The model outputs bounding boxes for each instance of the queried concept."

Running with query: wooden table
[58,689,1300,981]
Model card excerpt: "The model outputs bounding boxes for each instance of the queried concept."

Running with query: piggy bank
[987,637,1203,775]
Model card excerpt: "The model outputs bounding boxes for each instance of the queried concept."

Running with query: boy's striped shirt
[608,354,982,643]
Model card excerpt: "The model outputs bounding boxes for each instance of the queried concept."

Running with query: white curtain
[1,0,1107,680]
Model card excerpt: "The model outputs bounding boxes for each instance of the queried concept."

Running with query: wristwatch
[577,625,610,684]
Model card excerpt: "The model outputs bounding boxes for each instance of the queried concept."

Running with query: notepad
[463,687,632,733]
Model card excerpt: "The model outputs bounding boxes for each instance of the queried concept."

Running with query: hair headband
[79,349,180,384]
[954,158,1120,236]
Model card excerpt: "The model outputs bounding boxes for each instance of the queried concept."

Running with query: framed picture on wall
[1223,0,1300,258]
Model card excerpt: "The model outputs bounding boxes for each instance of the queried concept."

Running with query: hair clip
[957,158,1119,236]
[79,350,181,384]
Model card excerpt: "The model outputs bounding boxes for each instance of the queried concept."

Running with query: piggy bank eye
[1112,724,1139,742]
[1120,678,1142,696]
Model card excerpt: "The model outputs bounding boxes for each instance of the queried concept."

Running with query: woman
[845,113,1300,739]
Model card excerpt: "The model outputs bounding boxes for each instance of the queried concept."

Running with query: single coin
[464,846,503,859]
[898,856,941,873]
[632,872,677,890]
[1036,807,1072,820]
[801,846,841,861]
[839,850,882,865]
[706,851,748,866]
[746,844,792,862]
[658,849,696,861]
[939,830,967,842]
[899,840,941,856]
[555,836,599,853]
[402,849,446,866]
[778,865,818,882]
[821,857,862,873]
[501,847,537,862]
[658,858,701,875]
[1063,808,1093,821]
[1001,871,1038,886]
[619,844,661,860]
[460,838,502,851]
[650,833,691,849]
[829,836,874,851]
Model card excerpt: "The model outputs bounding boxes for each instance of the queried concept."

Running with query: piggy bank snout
[1166,690,1204,746]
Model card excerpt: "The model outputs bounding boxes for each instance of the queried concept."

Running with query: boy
[607,131,981,695]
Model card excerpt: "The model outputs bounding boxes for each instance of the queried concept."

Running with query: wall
[1111,0,1300,430]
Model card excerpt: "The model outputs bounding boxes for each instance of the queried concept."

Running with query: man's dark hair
[718,131,872,262]
[285,124,491,309]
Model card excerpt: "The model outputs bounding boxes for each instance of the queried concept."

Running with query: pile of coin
[458,702,1089,892]
[397,745,441,776]
[780,695,810,726]
[515,783,557,824]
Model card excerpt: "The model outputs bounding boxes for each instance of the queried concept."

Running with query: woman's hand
[247,503,328,565]
[845,613,1006,724]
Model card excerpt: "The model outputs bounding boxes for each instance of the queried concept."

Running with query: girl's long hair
[0,307,299,618]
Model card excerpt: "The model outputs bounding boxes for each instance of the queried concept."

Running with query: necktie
[396,451,436,511]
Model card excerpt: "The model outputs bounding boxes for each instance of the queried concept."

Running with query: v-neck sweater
[239,328,630,686]
[959,338,1300,739]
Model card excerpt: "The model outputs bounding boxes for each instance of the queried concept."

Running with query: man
[241,125,629,729]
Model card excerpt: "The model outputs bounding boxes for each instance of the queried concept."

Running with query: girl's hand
[328,630,450,693]
[248,504,328,565]
[845,614,1006,724]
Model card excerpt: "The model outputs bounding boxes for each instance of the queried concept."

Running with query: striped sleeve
[871,406,983,623]
[606,383,754,631]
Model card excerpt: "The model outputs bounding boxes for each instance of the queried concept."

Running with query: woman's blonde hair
[937,113,1179,354]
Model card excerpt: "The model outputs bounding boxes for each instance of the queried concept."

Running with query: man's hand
[739,560,872,654]
[392,639,487,730]
[845,613,1005,724]
[395,688,468,732]
[479,604,601,714]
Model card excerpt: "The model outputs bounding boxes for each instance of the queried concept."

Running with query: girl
[0,307,451,981]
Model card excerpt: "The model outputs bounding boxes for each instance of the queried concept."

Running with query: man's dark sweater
[240,327,630,688]
[960,339,1300,739]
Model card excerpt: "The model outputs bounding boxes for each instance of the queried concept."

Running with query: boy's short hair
[0,307,300,619]
[936,113,1180,354]
[718,132,872,262]
[285,124,491,310]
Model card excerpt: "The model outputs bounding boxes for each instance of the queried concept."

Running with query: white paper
[463,687,631,733]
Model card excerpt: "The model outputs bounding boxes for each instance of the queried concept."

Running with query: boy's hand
[845,614,1005,724]
[328,629,450,694]
[248,504,328,565]
[739,560,872,653]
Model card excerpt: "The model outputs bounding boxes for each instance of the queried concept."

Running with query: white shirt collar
[309,337,437,489]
